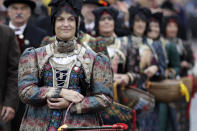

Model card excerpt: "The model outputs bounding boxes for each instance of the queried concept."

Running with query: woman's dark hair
[129,6,151,35]
[49,0,83,36]
[162,15,180,38]
[148,12,163,37]
[93,7,119,36]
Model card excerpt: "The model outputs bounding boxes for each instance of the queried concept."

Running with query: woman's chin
[57,35,74,41]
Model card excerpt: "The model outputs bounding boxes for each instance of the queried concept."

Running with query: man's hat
[3,0,36,10]
[83,0,109,7]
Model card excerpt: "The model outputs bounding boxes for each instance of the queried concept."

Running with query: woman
[123,6,166,131]
[122,6,157,89]
[18,0,113,131]
[163,16,194,77]
[147,12,166,81]
[143,12,167,131]
[162,15,194,131]
[93,6,141,86]
[92,7,138,130]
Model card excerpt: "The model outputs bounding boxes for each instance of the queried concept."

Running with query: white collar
[9,22,27,35]
[85,22,95,31]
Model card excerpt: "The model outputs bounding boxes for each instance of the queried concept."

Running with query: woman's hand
[47,98,69,109]
[114,74,129,86]
[60,89,84,103]
[144,65,158,78]
[181,61,191,68]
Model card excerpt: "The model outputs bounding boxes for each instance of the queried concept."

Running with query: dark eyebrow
[23,5,29,8]
[68,15,75,19]
[56,16,63,19]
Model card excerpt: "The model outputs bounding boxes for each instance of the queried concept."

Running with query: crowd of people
[0,0,196,131]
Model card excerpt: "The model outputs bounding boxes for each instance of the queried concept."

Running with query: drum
[147,79,182,102]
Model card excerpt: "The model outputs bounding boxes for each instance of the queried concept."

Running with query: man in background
[3,0,47,130]
[0,24,20,131]
[4,0,47,53]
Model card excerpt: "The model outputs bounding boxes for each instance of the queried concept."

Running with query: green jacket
[165,42,181,75]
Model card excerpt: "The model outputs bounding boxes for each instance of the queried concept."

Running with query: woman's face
[98,13,115,37]
[133,17,146,37]
[147,21,160,39]
[166,22,178,38]
[55,11,76,41]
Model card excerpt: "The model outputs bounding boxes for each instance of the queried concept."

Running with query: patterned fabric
[146,39,166,81]
[47,61,87,130]
[138,39,166,131]
[120,35,167,131]
[18,42,113,131]
[138,103,160,131]
[174,98,190,131]
[92,37,126,74]
[118,36,141,85]
[79,31,115,57]
[101,102,132,131]
[41,31,114,57]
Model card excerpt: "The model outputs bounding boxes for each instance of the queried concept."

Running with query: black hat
[83,0,109,7]
[161,1,176,12]
[49,0,83,16]
[93,7,119,35]
[129,6,151,34]
[3,0,36,10]
[150,12,163,26]
[93,6,118,21]
[49,0,83,35]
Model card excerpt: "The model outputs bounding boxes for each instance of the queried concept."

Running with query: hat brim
[4,0,36,10]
